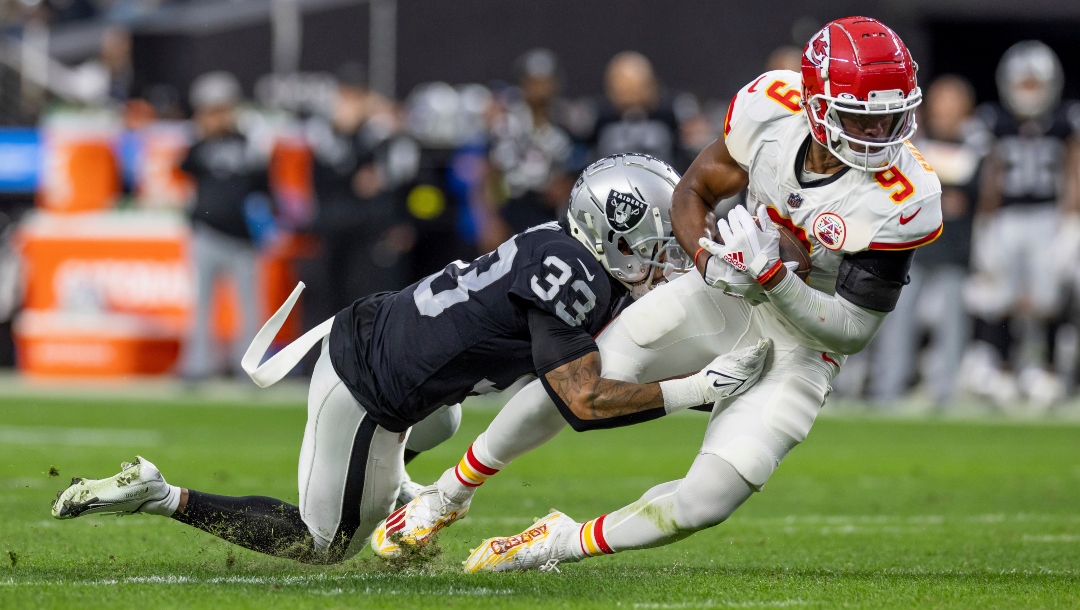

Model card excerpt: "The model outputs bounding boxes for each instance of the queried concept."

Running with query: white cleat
[51,456,171,519]
[372,484,470,558]
[463,510,578,573]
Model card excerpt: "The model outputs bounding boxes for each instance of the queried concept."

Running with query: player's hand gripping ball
[699,205,810,300]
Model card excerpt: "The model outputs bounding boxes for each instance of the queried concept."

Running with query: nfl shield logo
[605,190,649,231]
[813,212,846,250]
[787,193,804,209]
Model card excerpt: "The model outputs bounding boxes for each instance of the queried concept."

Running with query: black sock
[403,449,420,466]
[173,491,324,562]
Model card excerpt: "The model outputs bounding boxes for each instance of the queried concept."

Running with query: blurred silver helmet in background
[405,82,492,148]
[566,153,688,299]
[189,71,242,111]
[996,40,1063,120]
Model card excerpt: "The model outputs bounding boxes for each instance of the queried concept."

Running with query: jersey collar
[794,135,851,189]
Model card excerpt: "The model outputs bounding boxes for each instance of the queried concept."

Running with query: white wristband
[659,377,706,414]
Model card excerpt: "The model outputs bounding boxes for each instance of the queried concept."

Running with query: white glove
[702,255,769,305]
[659,338,772,413]
[700,205,784,285]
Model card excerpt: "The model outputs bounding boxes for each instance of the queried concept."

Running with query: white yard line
[0,425,161,446]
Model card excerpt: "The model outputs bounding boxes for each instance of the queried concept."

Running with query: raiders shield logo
[606,190,649,231]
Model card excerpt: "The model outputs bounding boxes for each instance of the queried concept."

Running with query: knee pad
[406,404,462,453]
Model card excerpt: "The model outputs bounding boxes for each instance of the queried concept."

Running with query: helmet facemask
[808,87,921,172]
[569,207,690,300]
[566,154,691,300]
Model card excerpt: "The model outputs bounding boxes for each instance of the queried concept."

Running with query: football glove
[702,254,769,305]
[659,338,772,413]
[701,205,785,285]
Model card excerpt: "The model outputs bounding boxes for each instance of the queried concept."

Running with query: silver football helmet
[566,153,688,299]
[996,41,1063,120]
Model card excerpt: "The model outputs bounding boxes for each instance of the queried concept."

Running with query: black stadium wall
[129,0,1080,109]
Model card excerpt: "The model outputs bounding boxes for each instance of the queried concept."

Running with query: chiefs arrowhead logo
[805,27,831,67]
[605,190,649,231]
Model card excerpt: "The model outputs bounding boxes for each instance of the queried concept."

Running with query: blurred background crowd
[0,0,1079,414]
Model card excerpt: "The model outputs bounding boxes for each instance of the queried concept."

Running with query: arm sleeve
[835,249,915,312]
[764,270,889,356]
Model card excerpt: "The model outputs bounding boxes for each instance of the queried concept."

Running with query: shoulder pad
[724,70,804,169]
[834,143,943,253]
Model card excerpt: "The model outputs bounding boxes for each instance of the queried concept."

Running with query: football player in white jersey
[372,16,943,571]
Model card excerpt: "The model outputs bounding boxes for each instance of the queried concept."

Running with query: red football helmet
[801,16,921,172]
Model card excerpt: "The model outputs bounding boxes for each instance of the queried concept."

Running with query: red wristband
[694,246,709,270]
[755,259,784,285]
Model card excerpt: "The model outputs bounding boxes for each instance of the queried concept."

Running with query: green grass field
[1,391,1078,609]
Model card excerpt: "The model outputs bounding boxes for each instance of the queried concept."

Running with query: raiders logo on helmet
[605,190,649,231]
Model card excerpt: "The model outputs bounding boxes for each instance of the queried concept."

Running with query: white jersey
[723,70,943,349]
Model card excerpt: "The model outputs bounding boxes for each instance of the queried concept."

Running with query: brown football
[775,223,812,282]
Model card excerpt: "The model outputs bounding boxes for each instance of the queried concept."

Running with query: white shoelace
[539,559,561,573]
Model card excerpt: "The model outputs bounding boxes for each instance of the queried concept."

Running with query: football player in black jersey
[51,154,770,564]
[966,41,1080,409]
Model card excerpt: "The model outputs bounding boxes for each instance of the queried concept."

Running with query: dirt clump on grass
[380,532,443,573]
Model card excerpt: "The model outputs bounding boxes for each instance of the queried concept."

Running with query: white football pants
[468,271,842,547]
[297,338,460,558]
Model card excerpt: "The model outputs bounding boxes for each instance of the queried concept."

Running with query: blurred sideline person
[301,63,398,328]
[178,72,269,380]
[52,155,767,565]
[377,17,945,572]
[591,52,682,168]
[489,49,575,234]
[963,41,1080,409]
[764,45,803,72]
[869,75,984,405]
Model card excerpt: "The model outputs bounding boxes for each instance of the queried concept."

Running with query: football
[775,223,812,282]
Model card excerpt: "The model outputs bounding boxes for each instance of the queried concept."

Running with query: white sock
[140,485,181,516]
[437,439,503,503]
[437,467,475,503]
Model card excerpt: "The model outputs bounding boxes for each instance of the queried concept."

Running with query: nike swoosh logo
[706,370,741,388]
[747,75,767,93]
[899,208,921,225]
[577,259,595,281]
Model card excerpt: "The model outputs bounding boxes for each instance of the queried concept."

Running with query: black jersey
[329,221,630,432]
[977,101,1080,207]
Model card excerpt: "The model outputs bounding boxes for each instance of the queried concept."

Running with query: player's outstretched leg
[371,381,566,558]
[463,453,753,572]
[54,340,406,565]
[52,457,319,561]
